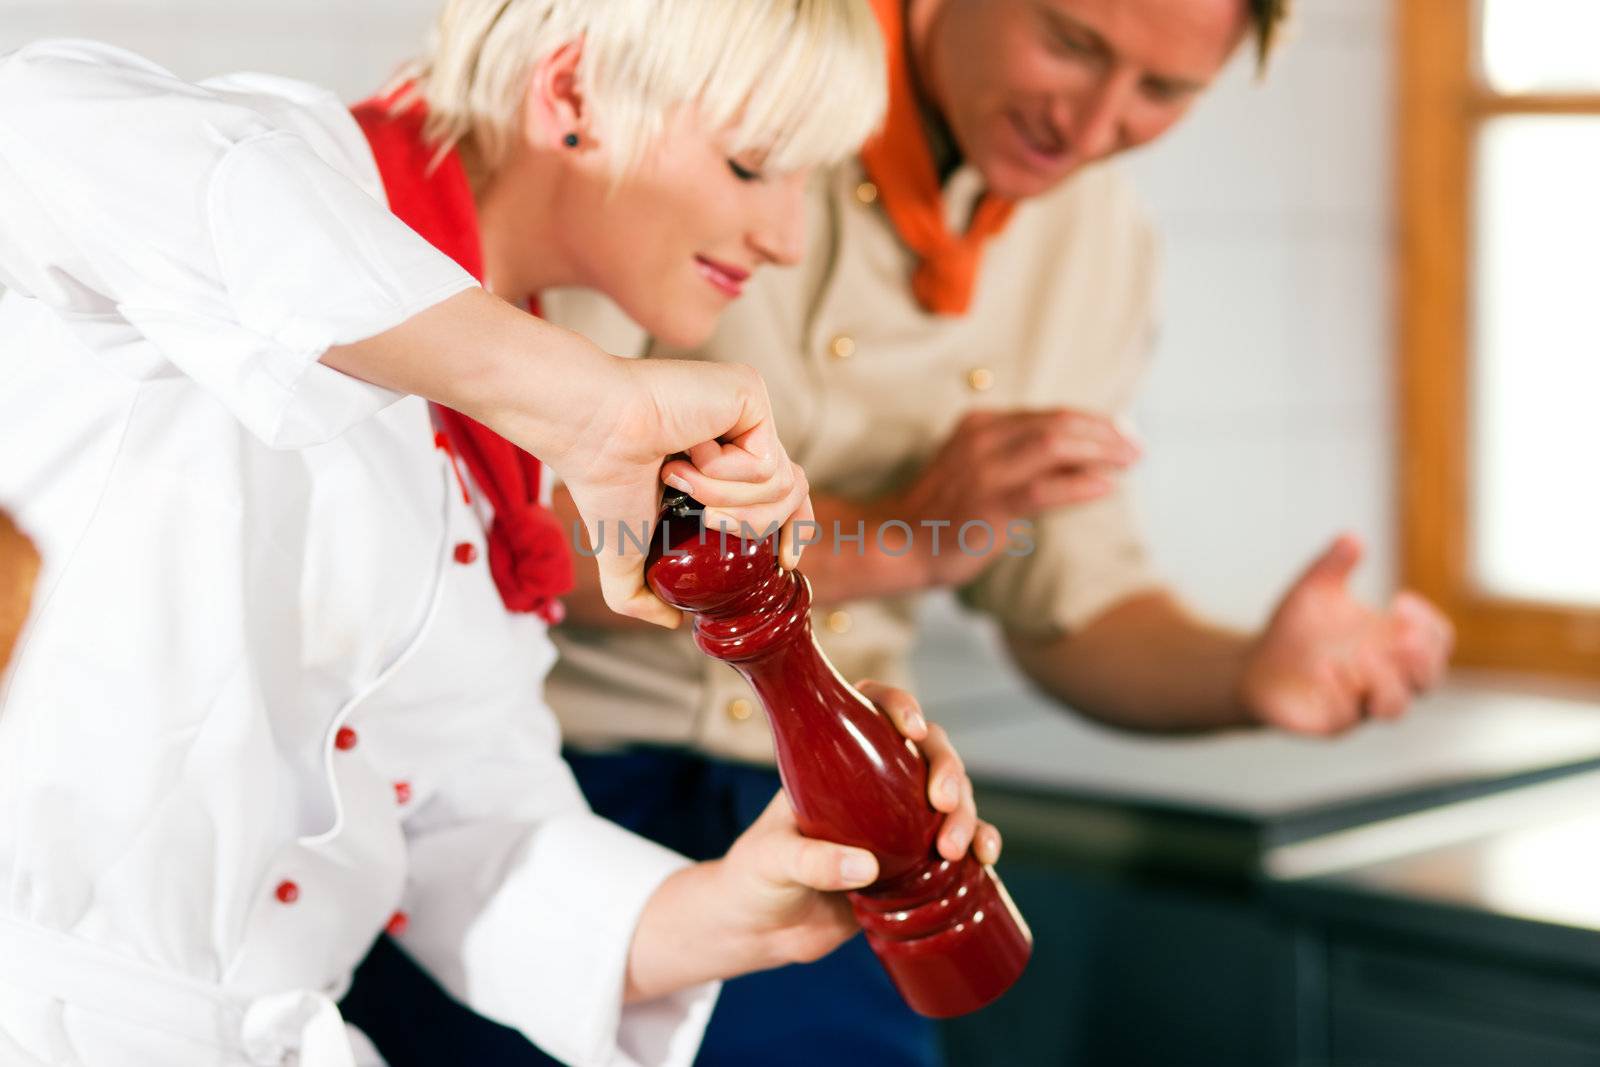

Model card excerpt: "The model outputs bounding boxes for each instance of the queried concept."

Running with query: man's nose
[1069,68,1138,162]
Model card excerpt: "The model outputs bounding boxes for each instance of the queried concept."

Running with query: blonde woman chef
[0,4,993,1065]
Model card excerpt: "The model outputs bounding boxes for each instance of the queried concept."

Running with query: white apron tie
[0,913,359,1066]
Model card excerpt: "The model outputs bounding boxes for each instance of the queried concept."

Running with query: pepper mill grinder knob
[646,493,1032,1018]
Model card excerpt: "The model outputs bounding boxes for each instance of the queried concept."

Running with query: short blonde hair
[405,0,887,177]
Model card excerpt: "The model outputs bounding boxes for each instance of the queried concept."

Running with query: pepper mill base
[854,861,1033,1018]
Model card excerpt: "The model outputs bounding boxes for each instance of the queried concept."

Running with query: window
[1400,0,1600,678]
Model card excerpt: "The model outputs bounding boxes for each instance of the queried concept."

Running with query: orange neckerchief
[861,0,1017,316]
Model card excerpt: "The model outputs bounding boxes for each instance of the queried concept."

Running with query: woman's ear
[523,38,589,152]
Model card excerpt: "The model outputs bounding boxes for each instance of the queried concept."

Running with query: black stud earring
[563,132,580,148]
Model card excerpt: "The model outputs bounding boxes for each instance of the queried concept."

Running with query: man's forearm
[1005,591,1258,733]
[797,493,934,604]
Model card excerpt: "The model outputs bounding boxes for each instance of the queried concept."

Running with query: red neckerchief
[352,89,573,623]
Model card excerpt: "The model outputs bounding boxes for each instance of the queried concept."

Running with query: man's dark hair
[1252,0,1291,66]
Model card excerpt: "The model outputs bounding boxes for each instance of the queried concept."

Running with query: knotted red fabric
[860,0,1016,317]
[352,89,573,621]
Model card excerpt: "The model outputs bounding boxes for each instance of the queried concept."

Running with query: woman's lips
[694,255,750,298]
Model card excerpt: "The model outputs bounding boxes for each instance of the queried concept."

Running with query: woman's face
[548,107,811,350]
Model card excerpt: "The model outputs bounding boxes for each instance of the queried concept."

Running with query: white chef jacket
[0,40,716,1067]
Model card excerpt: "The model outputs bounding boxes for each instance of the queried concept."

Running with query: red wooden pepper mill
[645,493,1032,1018]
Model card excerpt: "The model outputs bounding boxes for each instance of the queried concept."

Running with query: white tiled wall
[0,0,439,98]
[1,0,1399,648]
[1120,0,1398,628]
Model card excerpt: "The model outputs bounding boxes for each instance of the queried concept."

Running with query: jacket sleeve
[958,176,1165,637]
[0,40,476,448]
[393,630,718,1067]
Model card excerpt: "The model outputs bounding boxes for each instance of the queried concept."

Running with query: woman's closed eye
[727,159,763,182]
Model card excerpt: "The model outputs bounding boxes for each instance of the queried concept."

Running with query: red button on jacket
[275,880,300,905]
[394,781,412,805]
[453,542,478,565]
[334,727,358,751]
[386,911,410,937]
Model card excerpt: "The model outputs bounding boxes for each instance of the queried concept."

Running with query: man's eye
[1142,80,1192,104]
[728,159,762,182]
[1050,33,1096,57]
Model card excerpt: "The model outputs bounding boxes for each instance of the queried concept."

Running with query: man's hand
[647,407,1140,611]
[1239,534,1455,736]
[884,409,1140,587]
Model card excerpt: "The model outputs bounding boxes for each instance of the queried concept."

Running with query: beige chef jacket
[542,158,1163,766]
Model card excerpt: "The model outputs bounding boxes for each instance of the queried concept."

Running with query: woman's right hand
[323,288,811,627]
[546,354,812,626]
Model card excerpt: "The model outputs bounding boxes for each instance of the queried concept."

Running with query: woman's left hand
[623,686,1002,1000]
[703,684,1002,971]
[856,680,1001,865]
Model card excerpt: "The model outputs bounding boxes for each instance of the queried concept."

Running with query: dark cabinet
[940,860,1301,1067]
[1308,937,1600,1066]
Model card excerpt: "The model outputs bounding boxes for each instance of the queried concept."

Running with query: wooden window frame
[1398,0,1600,679]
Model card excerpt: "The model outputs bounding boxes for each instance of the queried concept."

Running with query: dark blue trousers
[343,747,942,1067]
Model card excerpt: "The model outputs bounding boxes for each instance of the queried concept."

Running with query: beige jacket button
[828,335,856,360]
[726,698,755,722]
[854,181,879,205]
[825,610,853,635]
[967,367,995,393]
